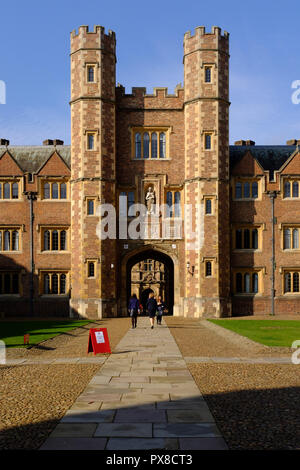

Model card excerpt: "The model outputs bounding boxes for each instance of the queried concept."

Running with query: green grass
[208,319,300,347]
[0,320,91,348]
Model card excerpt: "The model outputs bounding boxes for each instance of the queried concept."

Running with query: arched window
[151,132,158,158]
[44,274,50,294]
[12,274,19,294]
[244,273,250,293]
[252,273,258,293]
[252,229,258,249]
[4,183,10,199]
[293,229,299,249]
[252,181,258,198]
[284,228,291,249]
[52,274,58,294]
[88,262,95,278]
[60,183,67,199]
[236,229,242,249]
[159,132,166,158]
[205,261,212,276]
[143,132,149,158]
[284,181,291,198]
[44,230,50,250]
[293,181,299,198]
[52,183,59,199]
[52,230,59,250]
[174,191,181,217]
[60,274,66,294]
[284,272,291,292]
[44,183,50,199]
[135,133,141,158]
[235,182,242,199]
[87,66,94,82]
[60,230,66,250]
[12,231,19,251]
[244,182,250,198]
[4,231,10,251]
[166,191,173,217]
[236,273,242,292]
[205,199,212,214]
[12,183,18,199]
[244,229,250,249]
[293,272,299,292]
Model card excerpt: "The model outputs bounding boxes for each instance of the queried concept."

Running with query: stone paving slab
[39,317,226,451]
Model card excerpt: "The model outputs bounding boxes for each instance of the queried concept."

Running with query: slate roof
[0,146,71,173]
[229,145,297,172]
[0,144,298,174]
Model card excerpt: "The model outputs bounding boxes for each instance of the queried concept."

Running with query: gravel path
[0,318,130,450]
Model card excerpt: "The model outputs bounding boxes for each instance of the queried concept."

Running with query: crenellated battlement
[71,24,115,40]
[184,25,229,41]
[70,25,116,55]
[116,84,184,99]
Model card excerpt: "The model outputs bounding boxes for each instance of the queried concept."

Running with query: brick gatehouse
[0,25,300,318]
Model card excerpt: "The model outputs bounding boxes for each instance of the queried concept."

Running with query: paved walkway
[40,317,228,450]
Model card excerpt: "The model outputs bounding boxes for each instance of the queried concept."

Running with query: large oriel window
[132,128,169,159]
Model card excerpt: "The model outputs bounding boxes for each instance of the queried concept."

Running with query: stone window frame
[0,270,22,296]
[131,126,171,160]
[118,188,136,218]
[0,225,23,252]
[280,268,300,294]
[85,258,99,279]
[279,223,300,251]
[232,177,261,201]
[40,178,69,201]
[203,195,216,216]
[85,196,99,216]
[39,270,69,296]
[38,225,70,253]
[0,179,21,201]
[202,257,216,278]
[232,268,264,296]
[84,129,99,152]
[232,224,264,252]
[164,188,183,220]
[282,178,300,199]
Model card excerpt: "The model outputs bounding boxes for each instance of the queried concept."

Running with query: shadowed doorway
[126,249,174,315]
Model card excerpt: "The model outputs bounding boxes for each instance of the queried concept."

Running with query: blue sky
[0,0,300,145]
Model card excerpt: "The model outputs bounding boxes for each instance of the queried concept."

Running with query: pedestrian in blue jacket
[128,293,140,329]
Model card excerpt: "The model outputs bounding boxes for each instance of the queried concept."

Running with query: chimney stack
[0,139,9,146]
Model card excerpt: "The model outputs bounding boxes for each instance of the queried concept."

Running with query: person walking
[146,292,157,329]
[156,296,166,325]
[128,293,140,329]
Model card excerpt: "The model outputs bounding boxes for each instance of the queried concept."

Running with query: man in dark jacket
[128,294,140,328]
[146,292,157,329]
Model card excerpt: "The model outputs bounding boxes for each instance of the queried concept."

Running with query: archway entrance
[126,249,174,315]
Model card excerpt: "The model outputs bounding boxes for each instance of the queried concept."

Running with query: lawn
[0,320,91,348]
[208,319,300,347]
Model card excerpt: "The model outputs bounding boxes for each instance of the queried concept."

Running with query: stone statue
[145,186,156,214]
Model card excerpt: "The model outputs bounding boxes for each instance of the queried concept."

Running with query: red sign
[87,328,111,355]
[24,334,30,345]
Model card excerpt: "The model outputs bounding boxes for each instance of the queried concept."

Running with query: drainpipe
[25,192,37,316]
[268,191,277,316]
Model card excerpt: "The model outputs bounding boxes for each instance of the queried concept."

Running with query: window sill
[131,158,171,161]
[233,249,261,253]
[0,294,21,298]
[40,295,69,298]
[0,250,22,254]
[234,293,262,297]
[40,250,70,254]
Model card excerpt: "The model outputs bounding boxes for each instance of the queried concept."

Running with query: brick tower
[70,25,117,318]
[183,26,231,317]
